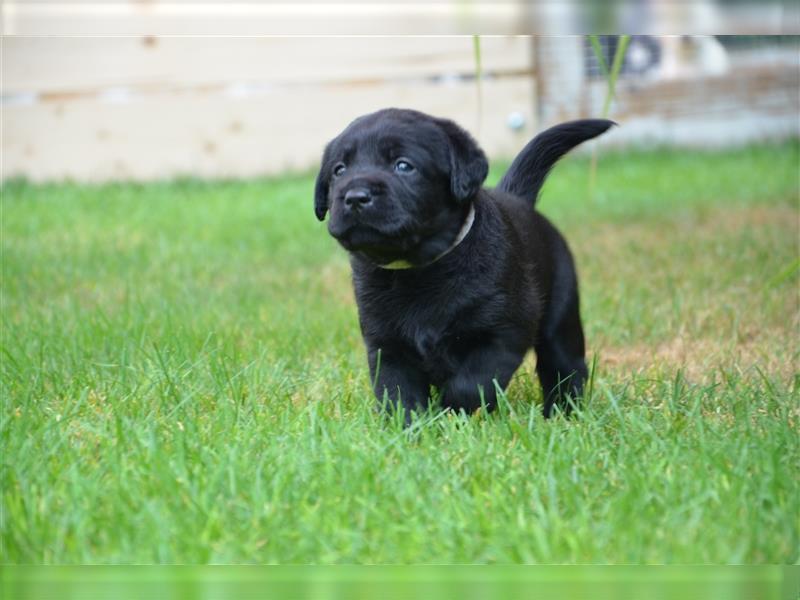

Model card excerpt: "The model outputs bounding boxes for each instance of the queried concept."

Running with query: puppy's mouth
[329,223,417,265]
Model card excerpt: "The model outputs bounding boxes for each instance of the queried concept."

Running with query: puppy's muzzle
[343,187,373,211]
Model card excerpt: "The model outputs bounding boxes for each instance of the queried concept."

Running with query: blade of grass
[602,35,630,118]
[473,34,483,134]
[588,35,610,78]
[589,35,630,201]
[764,257,800,289]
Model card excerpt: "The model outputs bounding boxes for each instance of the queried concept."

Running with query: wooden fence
[3,36,798,182]
[3,37,535,181]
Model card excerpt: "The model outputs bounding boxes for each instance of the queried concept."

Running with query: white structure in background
[1,35,797,182]
[658,36,730,80]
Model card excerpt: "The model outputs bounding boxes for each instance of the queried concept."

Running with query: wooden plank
[2,77,536,181]
[2,36,530,94]
[1,3,524,37]
[603,65,800,119]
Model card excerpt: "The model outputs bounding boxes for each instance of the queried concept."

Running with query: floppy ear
[436,118,489,201]
[313,144,333,221]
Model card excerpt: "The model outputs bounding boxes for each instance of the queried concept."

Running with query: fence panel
[3,36,535,181]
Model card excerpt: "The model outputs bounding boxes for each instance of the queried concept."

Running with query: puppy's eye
[333,163,347,177]
[394,160,414,173]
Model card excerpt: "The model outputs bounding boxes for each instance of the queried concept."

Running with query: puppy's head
[314,108,488,267]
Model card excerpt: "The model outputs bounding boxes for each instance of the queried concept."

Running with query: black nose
[344,188,372,209]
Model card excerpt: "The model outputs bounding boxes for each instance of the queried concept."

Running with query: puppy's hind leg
[535,256,588,418]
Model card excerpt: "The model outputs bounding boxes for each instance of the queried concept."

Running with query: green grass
[2,142,799,564]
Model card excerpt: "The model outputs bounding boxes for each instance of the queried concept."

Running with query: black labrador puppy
[314,108,613,420]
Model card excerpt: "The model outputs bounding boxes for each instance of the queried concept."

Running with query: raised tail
[496,119,616,205]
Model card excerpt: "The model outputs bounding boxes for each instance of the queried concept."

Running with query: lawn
[2,142,798,564]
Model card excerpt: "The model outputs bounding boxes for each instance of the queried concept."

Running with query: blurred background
[2,34,799,181]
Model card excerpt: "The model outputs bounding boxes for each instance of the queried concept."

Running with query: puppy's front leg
[440,341,526,413]
[367,348,430,423]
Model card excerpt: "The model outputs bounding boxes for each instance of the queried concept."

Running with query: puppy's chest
[355,272,496,362]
